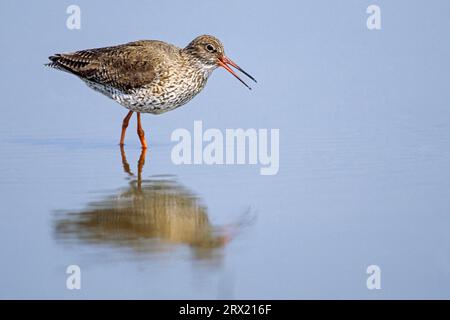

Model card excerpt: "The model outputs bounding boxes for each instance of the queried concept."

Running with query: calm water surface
[1,1,450,298]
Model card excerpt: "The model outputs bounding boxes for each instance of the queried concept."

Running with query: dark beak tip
[219,58,256,90]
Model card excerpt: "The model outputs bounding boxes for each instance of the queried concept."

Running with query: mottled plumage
[46,35,256,148]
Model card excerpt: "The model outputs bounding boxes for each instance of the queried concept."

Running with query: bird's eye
[206,44,215,52]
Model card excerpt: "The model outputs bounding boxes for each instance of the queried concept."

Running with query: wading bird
[46,35,256,149]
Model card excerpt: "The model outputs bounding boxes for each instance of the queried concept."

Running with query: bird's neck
[180,50,217,79]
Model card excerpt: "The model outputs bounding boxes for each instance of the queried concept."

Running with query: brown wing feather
[47,41,157,93]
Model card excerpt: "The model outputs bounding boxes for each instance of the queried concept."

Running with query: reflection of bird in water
[54,147,251,261]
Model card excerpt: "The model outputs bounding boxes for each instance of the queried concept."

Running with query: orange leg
[136,112,148,149]
[119,111,134,146]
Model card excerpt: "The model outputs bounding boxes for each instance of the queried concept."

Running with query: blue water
[0,0,450,299]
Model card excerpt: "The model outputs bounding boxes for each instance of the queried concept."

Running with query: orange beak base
[218,56,257,90]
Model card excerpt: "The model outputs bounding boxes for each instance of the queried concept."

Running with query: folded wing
[47,41,157,93]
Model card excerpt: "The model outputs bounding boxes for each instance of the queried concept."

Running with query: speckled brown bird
[46,35,256,149]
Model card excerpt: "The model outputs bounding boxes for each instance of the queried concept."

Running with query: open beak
[218,56,257,90]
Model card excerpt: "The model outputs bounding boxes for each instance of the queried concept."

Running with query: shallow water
[1,1,450,299]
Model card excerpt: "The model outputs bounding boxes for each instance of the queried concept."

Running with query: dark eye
[206,44,215,52]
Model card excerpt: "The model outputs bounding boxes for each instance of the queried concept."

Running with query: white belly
[82,77,207,114]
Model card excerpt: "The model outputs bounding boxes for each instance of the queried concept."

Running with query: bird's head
[184,35,257,90]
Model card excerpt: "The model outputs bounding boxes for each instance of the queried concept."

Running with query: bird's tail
[45,54,69,72]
